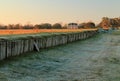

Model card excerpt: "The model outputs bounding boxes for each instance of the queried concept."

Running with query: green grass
[112,30,120,35]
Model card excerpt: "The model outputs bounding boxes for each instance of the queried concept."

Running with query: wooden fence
[0,30,98,60]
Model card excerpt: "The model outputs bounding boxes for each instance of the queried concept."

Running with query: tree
[7,24,14,29]
[99,17,120,29]
[34,24,42,29]
[22,24,34,29]
[14,24,22,29]
[41,23,52,29]
[0,25,7,29]
[99,17,110,28]
[62,24,67,29]
[52,23,62,29]
[83,22,95,28]
[78,23,86,28]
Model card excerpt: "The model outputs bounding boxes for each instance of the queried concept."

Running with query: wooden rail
[0,30,98,61]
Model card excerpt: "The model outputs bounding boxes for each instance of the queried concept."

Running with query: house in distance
[67,23,78,29]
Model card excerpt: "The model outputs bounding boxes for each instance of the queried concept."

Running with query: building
[67,23,78,29]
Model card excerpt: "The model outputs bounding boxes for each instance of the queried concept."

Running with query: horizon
[0,0,120,25]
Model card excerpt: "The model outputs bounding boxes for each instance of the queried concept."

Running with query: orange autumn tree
[99,17,120,29]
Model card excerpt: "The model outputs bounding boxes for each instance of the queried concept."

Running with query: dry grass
[0,29,97,35]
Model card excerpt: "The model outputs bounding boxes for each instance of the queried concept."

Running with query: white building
[67,23,78,29]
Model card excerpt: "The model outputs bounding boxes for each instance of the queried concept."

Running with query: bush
[0,25,7,29]
[22,25,34,29]
[40,23,52,29]
[52,23,62,29]
[84,22,96,28]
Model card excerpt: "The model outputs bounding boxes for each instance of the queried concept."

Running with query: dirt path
[0,32,120,81]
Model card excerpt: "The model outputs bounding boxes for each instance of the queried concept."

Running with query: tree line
[0,22,98,29]
[0,23,65,29]
[0,17,120,29]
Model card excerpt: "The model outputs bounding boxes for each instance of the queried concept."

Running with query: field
[0,29,98,39]
[0,29,97,35]
[0,31,120,81]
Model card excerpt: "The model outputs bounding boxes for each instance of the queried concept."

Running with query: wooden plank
[0,41,6,60]
[6,41,12,58]
[20,40,24,54]
[11,40,15,56]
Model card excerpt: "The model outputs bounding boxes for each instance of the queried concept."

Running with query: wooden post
[0,40,6,60]
[6,40,12,58]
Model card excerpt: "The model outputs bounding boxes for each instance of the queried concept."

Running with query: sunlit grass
[0,29,97,35]
[0,29,97,39]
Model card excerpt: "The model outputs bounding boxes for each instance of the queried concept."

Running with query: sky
[0,0,120,25]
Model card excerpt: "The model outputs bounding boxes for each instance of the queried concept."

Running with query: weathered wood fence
[0,30,98,60]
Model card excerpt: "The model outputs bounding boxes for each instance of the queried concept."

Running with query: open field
[0,30,120,81]
[0,29,98,39]
[0,29,97,40]
[0,29,97,35]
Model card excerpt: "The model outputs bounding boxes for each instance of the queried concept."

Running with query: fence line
[0,30,98,61]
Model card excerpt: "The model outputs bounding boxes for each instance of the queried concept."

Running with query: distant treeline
[0,17,120,29]
[0,22,96,29]
[0,23,64,29]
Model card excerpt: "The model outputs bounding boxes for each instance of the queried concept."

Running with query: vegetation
[0,32,120,81]
[98,17,120,29]
[52,23,62,29]
[112,30,120,35]
[79,22,96,28]
[0,17,120,29]
[0,29,97,36]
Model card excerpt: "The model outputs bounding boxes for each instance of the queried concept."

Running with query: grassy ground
[112,30,120,35]
[0,31,120,81]
[0,29,97,35]
[0,29,97,40]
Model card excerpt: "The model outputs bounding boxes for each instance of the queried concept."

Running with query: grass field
[0,29,97,35]
[0,29,98,39]
[112,30,120,35]
[0,32,120,81]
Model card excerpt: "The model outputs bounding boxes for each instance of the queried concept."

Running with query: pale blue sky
[0,0,120,25]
